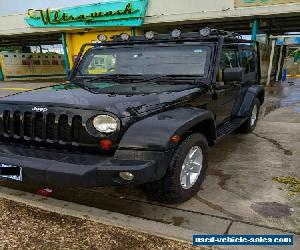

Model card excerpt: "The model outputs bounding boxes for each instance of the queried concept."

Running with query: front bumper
[0,142,173,187]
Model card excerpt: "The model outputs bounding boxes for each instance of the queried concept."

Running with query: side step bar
[216,117,247,142]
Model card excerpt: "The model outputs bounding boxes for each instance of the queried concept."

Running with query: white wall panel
[146,0,234,16]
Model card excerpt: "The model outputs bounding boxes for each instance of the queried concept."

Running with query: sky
[0,0,106,15]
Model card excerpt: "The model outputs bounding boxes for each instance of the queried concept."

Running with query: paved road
[0,79,299,249]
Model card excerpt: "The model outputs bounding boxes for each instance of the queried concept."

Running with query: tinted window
[240,49,256,73]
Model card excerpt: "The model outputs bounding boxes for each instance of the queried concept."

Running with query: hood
[0,83,203,117]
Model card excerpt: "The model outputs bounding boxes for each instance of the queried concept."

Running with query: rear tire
[237,98,260,134]
[142,133,208,204]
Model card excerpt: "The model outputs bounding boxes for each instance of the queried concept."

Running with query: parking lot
[0,79,299,248]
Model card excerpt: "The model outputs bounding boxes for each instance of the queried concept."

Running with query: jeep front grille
[0,110,84,145]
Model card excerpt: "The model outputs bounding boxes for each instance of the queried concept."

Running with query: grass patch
[273,176,300,196]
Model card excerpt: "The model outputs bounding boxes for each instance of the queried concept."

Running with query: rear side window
[239,49,256,73]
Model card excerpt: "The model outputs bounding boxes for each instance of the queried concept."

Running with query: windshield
[77,45,211,77]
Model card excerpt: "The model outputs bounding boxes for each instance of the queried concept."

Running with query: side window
[239,49,256,73]
[218,48,238,82]
[220,49,238,69]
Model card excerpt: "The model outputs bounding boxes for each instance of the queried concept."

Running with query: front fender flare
[118,107,215,151]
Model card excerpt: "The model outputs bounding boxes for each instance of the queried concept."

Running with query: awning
[0,33,62,47]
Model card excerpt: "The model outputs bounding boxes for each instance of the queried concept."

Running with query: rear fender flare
[237,85,264,117]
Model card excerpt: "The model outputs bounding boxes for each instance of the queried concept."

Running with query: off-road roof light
[120,33,130,41]
[200,27,211,37]
[171,29,181,39]
[145,31,155,40]
[97,34,107,42]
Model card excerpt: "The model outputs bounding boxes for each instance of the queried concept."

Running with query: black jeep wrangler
[0,28,264,203]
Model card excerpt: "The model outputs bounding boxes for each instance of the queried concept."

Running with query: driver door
[212,47,241,125]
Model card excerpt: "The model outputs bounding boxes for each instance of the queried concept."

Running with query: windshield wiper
[85,74,138,83]
[133,75,204,85]
[131,75,175,83]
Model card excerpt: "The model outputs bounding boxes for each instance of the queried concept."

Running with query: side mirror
[223,67,245,82]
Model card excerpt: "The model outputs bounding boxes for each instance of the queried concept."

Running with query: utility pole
[267,39,276,86]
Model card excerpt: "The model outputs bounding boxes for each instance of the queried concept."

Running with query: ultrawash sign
[25,0,148,27]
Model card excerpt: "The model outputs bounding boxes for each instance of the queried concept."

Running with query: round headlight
[93,115,118,133]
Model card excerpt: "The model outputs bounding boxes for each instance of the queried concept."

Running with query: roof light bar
[104,28,245,44]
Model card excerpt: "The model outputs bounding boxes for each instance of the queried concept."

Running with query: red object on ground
[36,188,53,197]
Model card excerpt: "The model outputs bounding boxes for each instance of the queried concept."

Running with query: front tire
[237,98,260,134]
[142,133,208,204]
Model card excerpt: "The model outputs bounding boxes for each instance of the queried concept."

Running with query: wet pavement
[0,79,299,246]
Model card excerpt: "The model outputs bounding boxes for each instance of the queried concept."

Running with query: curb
[0,186,203,243]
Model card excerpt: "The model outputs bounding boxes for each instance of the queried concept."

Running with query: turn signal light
[100,139,113,150]
[170,135,181,144]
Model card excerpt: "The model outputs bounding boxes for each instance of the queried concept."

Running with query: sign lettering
[25,0,148,27]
